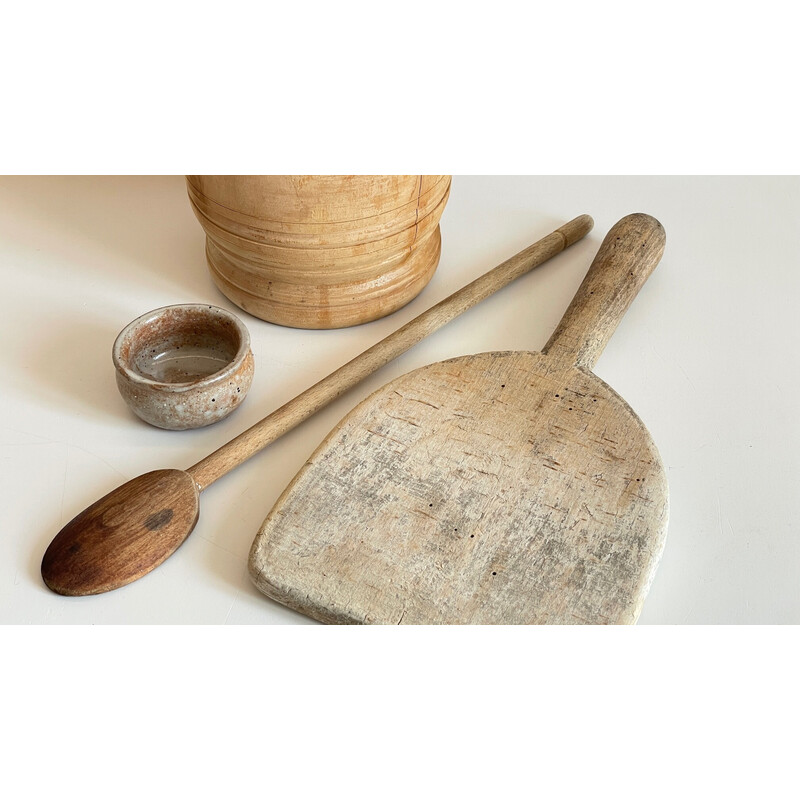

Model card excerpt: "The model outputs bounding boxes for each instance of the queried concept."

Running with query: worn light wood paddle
[249,213,668,624]
[41,215,593,596]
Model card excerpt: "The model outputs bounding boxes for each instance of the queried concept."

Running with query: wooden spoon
[248,213,667,624]
[41,215,593,596]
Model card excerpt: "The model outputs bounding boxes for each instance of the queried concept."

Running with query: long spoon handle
[187,214,594,490]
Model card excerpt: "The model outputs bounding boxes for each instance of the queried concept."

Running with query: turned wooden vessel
[186,175,451,329]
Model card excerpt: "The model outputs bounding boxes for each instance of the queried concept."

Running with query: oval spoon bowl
[41,470,200,596]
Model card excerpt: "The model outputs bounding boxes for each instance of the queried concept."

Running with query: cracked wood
[249,214,668,624]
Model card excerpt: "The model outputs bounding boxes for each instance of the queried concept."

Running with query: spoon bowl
[41,470,199,595]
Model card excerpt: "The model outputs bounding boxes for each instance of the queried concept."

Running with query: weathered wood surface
[186,175,451,329]
[249,214,669,624]
[187,216,593,491]
[41,218,593,596]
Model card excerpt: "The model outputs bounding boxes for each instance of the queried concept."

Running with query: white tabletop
[2,175,798,624]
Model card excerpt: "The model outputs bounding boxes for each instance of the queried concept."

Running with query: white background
[2,175,798,624]
[2,4,798,795]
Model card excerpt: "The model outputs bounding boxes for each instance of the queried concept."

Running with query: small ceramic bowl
[113,304,254,430]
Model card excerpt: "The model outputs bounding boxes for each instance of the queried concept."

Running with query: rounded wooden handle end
[543,213,666,370]
[558,214,595,248]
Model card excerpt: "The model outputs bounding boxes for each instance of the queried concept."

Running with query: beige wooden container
[186,175,451,329]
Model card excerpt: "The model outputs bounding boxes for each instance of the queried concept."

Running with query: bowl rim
[112,303,252,392]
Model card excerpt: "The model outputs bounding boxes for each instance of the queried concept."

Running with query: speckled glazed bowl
[113,304,254,430]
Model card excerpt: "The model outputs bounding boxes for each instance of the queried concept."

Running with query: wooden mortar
[186,175,451,329]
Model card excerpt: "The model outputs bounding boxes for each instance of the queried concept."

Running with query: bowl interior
[120,306,244,384]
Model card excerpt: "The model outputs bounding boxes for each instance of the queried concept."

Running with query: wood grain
[40,217,593,597]
[186,175,450,244]
[41,470,199,596]
[186,176,451,329]
[248,214,669,624]
[187,215,593,491]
